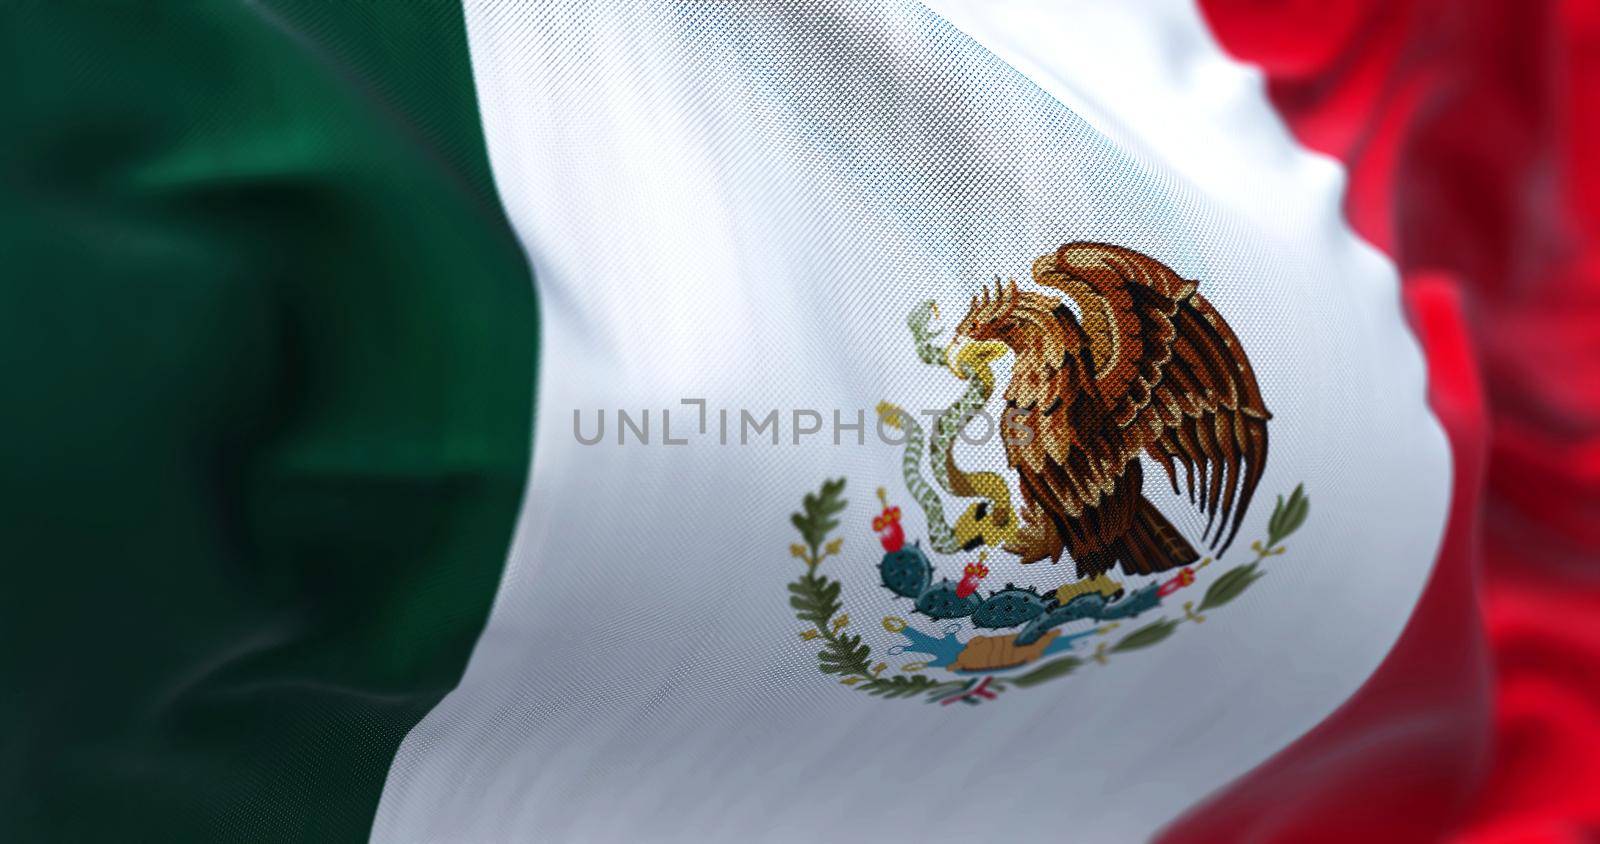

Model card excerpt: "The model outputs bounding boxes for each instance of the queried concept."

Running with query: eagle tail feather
[1116,497,1199,577]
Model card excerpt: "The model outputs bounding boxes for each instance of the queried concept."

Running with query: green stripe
[1,3,535,839]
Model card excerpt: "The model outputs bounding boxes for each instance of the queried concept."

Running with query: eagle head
[945,277,1022,381]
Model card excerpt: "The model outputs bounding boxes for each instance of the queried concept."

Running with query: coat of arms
[786,242,1310,705]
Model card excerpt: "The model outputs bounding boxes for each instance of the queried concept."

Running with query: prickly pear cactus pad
[786,479,1311,706]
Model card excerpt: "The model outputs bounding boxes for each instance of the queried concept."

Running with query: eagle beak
[947,338,1007,381]
[945,336,974,380]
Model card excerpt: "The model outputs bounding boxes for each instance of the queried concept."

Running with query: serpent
[877,300,1017,554]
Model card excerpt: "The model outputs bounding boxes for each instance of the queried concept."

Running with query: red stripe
[1166,2,1600,840]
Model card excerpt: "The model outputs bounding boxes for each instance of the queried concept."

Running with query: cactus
[970,585,1049,628]
[878,543,933,599]
[914,580,983,619]
[880,547,1164,646]
[1010,583,1164,644]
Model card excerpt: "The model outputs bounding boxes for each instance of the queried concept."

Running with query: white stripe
[375,2,1449,841]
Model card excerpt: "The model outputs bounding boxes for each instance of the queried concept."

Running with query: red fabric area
[1169,2,1600,841]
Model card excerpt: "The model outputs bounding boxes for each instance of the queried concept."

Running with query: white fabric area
[373,2,1451,841]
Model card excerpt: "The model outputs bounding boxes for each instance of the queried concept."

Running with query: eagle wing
[1022,242,1271,556]
[1002,308,1136,565]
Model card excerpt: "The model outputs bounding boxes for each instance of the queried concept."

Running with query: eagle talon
[1004,510,1062,565]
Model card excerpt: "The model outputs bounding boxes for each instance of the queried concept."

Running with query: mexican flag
[6,2,1597,841]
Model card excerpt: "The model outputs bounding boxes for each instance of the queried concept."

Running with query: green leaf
[1286,488,1309,533]
[1111,618,1180,652]
[1267,484,1309,547]
[818,632,871,676]
[788,573,842,628]
[791,478,848,552]
[859,674,946,698]
[1197,562,1263,612]
[1011,656,1083,687]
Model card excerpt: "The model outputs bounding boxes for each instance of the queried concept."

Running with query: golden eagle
[946,242,1270,579]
